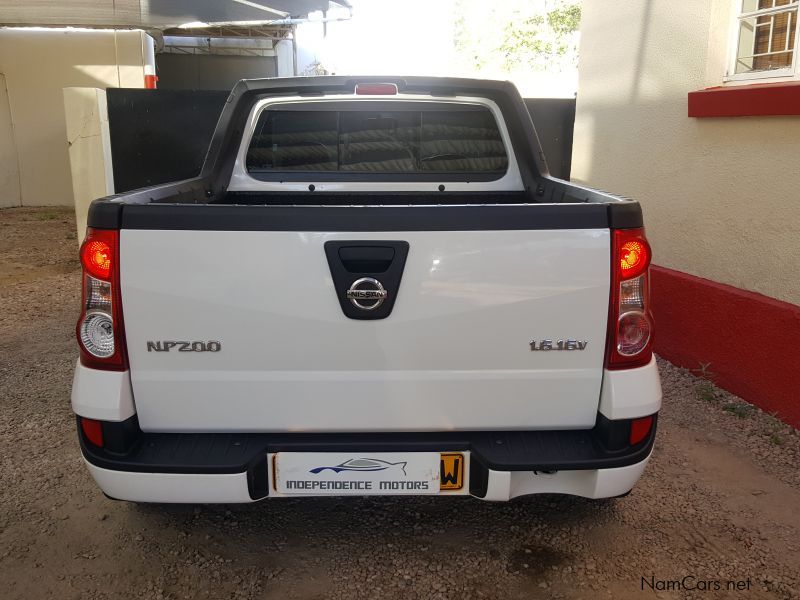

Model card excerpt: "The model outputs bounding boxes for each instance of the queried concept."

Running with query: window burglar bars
[732,0,799,78]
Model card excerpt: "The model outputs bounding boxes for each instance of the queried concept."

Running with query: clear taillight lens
[619,274,646,310]
[617,311,652,356]
[85,276,112,312]
[79,310,115,358]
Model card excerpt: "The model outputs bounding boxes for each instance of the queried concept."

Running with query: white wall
[571,0,800,305]
[0,74,21,207]
[0,28,149,207]
[63,88,114,242]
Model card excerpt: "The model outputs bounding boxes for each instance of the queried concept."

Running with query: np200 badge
[146,341,221,352]
[530,339,588,351]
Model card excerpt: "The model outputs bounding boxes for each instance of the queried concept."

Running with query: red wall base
[650,266,800,429]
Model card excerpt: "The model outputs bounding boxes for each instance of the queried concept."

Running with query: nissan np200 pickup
[72,77,662,503]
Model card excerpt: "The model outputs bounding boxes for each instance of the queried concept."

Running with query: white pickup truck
[72,77,661,503]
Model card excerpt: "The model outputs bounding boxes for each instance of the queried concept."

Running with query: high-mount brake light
[355,83,398,95]
[76,228,128,370]
[606,228,654,369]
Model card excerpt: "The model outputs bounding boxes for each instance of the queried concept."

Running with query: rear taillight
[606,228,653,369]
[77,228,127,370]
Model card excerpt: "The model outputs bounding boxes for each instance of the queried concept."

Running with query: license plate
[274,452,464,495]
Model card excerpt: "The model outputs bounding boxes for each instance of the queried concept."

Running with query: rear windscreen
[245,103,509,179]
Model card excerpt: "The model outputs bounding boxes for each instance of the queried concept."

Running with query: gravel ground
[1,206,799,600]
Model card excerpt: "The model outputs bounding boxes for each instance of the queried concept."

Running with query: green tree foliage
[501,1,581,72]
[454,0,582,75]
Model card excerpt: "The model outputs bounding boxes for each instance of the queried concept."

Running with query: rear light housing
[606,228,653,369]
[76,228,127,370]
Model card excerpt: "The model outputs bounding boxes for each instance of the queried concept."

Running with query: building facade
[572,0,800,426]
[0,28,154,207]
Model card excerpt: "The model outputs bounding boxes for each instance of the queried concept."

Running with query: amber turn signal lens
[619,239,649,279]
[81,240,112,280]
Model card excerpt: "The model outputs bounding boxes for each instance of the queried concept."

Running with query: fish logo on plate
[309,458,408,476]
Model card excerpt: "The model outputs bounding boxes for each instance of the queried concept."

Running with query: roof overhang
[0,0,350,29]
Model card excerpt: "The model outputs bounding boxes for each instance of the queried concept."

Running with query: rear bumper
[84,452,652,503]
[78,414,657,502]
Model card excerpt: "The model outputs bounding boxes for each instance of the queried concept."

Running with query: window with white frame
[730,0,800,80]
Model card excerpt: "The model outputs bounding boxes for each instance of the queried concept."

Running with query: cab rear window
[245,103,509,179]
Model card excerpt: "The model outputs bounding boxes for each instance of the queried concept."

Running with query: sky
[296,0,580,98]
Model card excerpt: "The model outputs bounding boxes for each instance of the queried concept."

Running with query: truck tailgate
[121,228,610,432]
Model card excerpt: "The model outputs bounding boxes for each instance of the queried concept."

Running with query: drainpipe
[291,25,298,76]
[143,32,158,88]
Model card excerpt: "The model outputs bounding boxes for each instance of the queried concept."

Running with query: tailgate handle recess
[338,246,396,273]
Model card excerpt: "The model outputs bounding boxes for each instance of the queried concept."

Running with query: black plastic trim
[325,240,409,320]
[247,171,505,183]
[469,456,490,498]
[87,201,123,230]
[247,455,271,500]
[222,191,529,205]
[607,201,645,229]
[91,202,643,232]
[99,415,142,454]
[593,413,631,452]
[79,414,658,486]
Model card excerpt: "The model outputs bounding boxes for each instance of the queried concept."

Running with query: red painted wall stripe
[688,81,800,118]
[650,265,800,428]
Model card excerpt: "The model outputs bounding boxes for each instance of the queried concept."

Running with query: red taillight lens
[76,228,127,371]
[80,417,105,447]
[81,240,113,279]
[355,83,398,95]
[629,415,654,445]
[606,228,654,369]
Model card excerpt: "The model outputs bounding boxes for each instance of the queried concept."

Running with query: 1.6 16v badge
[530,339,588,351]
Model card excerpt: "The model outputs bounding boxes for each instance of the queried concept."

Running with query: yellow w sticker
[439,453,464,490]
